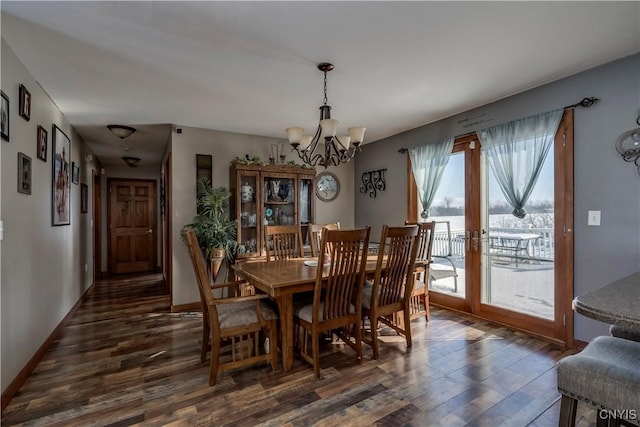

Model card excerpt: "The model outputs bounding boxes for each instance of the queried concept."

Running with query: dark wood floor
[2,273,596,426]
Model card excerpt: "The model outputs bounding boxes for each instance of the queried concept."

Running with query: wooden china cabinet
[230,163,316,258]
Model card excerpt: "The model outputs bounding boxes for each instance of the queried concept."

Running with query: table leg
[275,295,294,372]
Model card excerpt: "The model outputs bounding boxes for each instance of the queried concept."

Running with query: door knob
[146,229,153,234]
[472,230,480,252]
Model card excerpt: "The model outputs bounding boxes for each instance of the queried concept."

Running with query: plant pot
[210,248,226,281]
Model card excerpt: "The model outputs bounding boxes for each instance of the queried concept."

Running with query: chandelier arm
[333,136,349,151]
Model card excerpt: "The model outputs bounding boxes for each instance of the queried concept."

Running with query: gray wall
[354,54,640,342]
[1,40,98,393]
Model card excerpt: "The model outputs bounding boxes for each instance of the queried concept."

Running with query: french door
[408,110,574,346]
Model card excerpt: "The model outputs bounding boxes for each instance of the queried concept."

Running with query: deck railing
[432,227,555,262]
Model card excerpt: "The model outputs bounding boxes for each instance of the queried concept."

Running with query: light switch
[588,210,601,226]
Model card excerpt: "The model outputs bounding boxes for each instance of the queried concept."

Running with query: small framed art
[72,162,80,185]
[1,91,9,141]
[80,183,88,213]
[37,125,48,161]
[19,84,31,121]
[196,154,213,182]
[18,152,32,195]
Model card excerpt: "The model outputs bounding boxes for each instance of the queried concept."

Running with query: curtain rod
[398,96,600,153]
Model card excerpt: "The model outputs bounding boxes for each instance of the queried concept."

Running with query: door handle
[146,229,153,234]
[472,230,479,252]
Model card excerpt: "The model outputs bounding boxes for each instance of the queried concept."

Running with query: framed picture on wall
[1,91,9,141]
[37,125,48,161]
[80,183,88,214]
[72,162,80,185]
[19,84,31,121]
[18,152,32,195]
[196,154,213,182]
[52,124,71,226]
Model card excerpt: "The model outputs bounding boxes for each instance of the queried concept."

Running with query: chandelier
[286,63,365,168]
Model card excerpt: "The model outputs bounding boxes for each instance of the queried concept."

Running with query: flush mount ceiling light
[107,124,136,139]
[286,63,365,168]
[122,156,141,167]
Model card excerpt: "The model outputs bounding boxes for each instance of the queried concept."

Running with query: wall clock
[315,171,340,202]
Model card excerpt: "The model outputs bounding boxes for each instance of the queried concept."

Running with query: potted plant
[185,177,241,280]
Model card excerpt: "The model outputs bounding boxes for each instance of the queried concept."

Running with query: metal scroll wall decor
[360,168,387,198]
[615,110,640,176]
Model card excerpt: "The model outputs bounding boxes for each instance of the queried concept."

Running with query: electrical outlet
[588,210,601,226]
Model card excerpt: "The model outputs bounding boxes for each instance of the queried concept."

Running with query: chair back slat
[265,225,304,261]
[316,227,370,322]
[309,222,340,257]
[406,221,436,262]
[372,225,420,308]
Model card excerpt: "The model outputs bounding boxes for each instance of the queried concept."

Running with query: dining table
[572,271,640,333]
[232,255,426,372]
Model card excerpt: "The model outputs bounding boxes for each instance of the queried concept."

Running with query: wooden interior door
[108,179,156,274]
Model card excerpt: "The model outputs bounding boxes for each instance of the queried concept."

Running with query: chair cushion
[362,284,375,310]
[557,336,640,415]
[293,301,355,322]
[217,300,278,329]
[362,282,404,310]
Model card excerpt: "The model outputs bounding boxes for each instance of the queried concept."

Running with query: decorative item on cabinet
[269,141,286,165]
[241,182,254,202]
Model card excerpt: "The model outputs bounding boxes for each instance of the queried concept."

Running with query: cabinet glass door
[238,173,259,255]
[299,177,314,249]
[263,176,295,227]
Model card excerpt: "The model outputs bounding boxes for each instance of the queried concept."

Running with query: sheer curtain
[409,137,454,219]
[478,109,563,218]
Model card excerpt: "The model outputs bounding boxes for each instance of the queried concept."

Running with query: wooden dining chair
[264,224,304,261]
[293,227,371,379]
[362,224,420,359]
[405,221,436,322]
[183,228,279,385]
[308,222,340,257]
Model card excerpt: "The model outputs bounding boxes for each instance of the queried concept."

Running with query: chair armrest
[209,280,246,291]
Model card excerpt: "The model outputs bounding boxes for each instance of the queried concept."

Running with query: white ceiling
[2,1,639,166]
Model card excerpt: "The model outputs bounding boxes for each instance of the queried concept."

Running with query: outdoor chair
[430,220,459,292]
[184,228,279,385]
[362,224,420,359]
[293,227,371,379]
